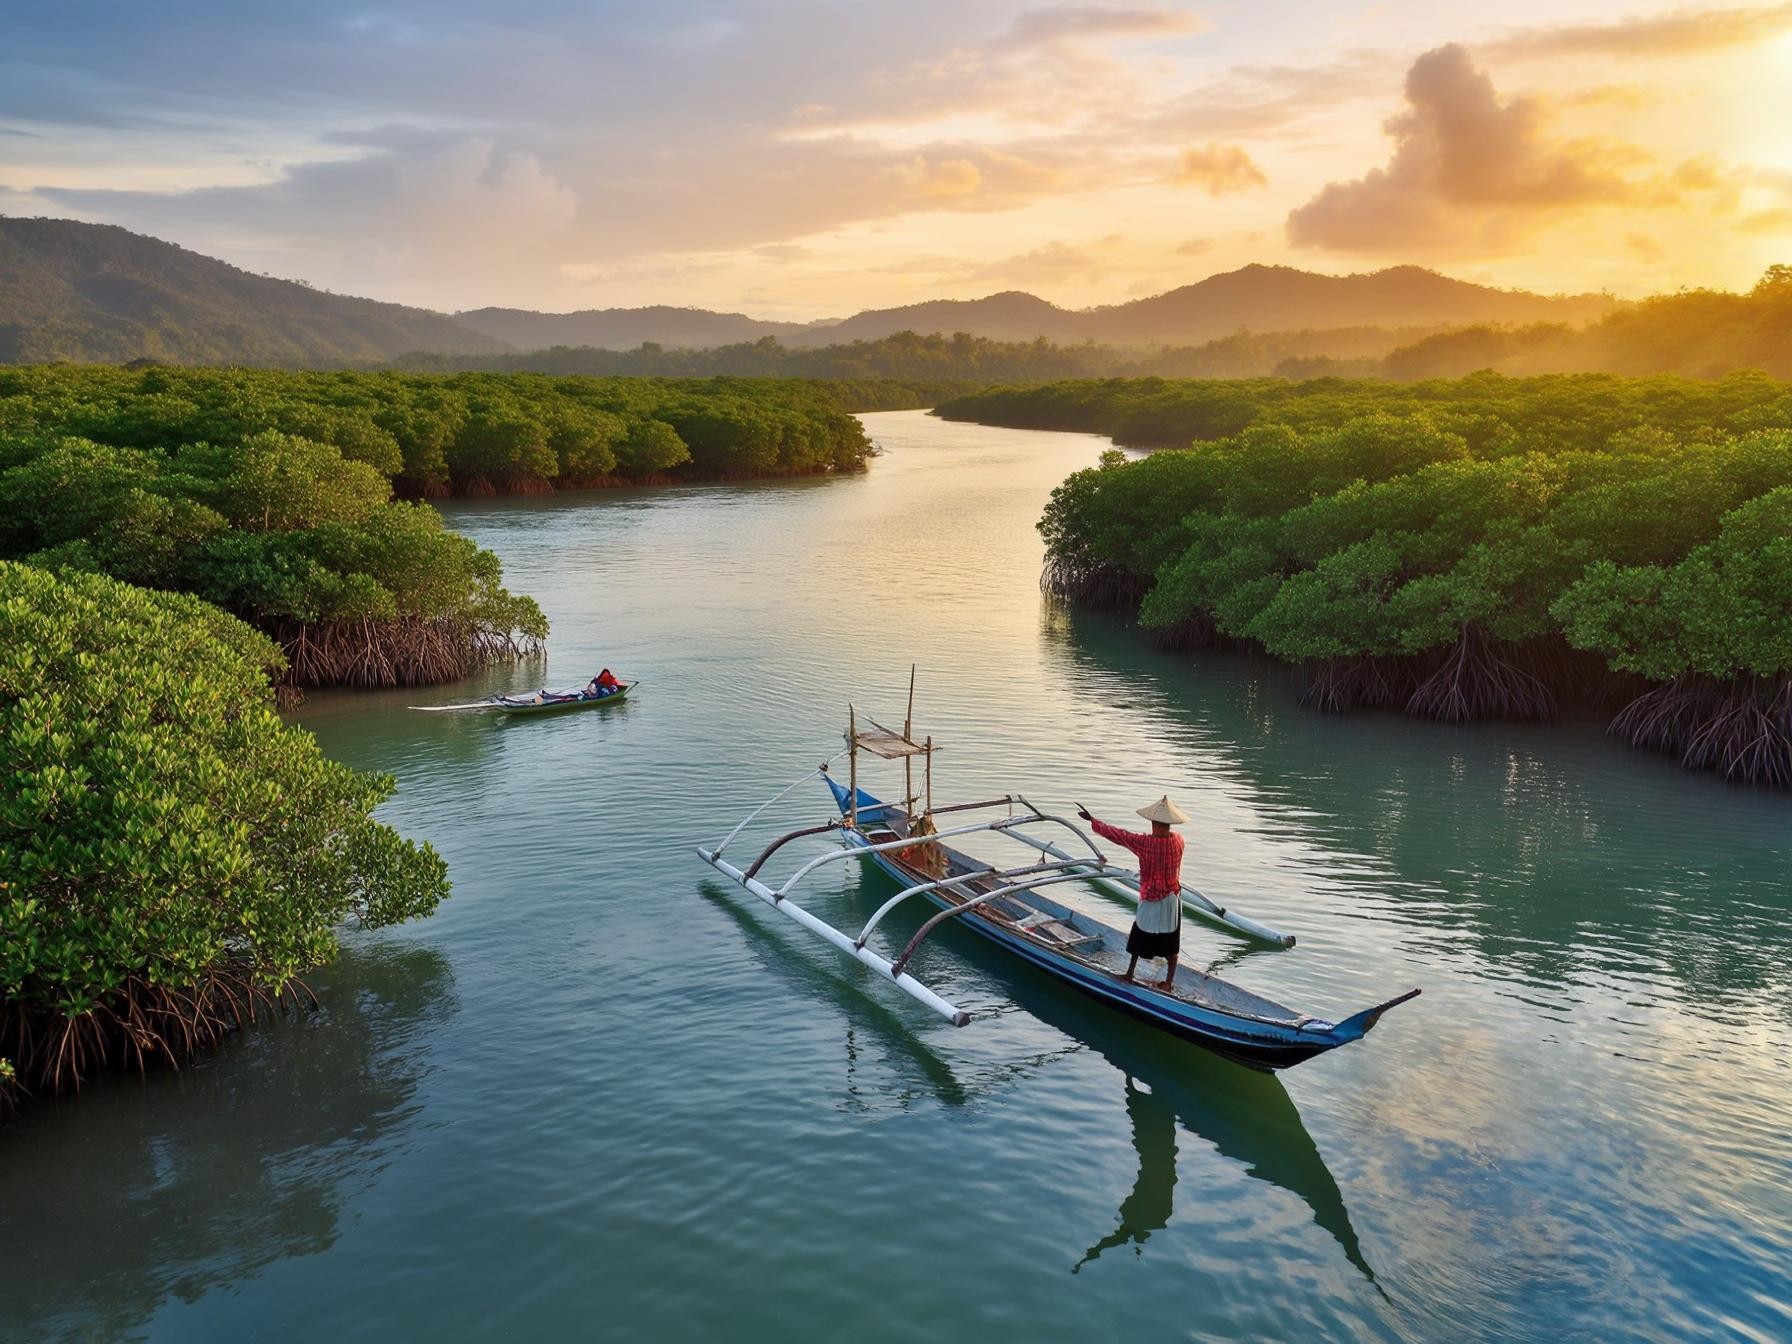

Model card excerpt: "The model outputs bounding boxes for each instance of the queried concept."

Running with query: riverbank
[0,367,887,693]
[944,376,1792,785]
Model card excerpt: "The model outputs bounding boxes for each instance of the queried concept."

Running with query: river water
[4,410,1789,1343]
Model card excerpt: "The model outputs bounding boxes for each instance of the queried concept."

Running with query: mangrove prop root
[1612,674,1792,787]
[1041,558,1145,612]
[0,965,316,1103]
[1152,614,1231,652]
[1301,656,1420,713]
[1405,626,1557,723]
[280,616,545,689]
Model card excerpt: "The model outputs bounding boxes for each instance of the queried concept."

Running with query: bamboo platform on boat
[696,688,1417,1069]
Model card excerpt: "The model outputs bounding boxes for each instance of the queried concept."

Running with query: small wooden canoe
[410,682,634,714]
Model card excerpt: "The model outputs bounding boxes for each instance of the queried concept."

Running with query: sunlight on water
[2,411,1787,1343]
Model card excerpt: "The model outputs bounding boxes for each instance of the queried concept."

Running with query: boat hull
[851,839,1332,1068]
[495,684,632,715]
[826,780,1363,1069]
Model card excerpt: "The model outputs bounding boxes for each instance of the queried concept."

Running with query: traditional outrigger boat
[410,681,634,715]
[698,694,1418,1069]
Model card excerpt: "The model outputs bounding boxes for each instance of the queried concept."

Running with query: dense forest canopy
[1012,373,1792,786]
[0,368,875,688]
[0,365,876,494]
[397,326,1439,384]
[937,369,1792,449]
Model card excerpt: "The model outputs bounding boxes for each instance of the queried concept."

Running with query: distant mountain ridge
[1,216,1620,367]
[465,264,1617,352]
[0,217,510,365]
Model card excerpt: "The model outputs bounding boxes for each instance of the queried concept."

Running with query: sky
[3,1,1791,317]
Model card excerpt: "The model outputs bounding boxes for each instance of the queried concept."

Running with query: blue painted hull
[828,779,1404,1069]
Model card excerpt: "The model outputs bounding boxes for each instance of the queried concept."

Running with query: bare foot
[1119,973,1135,984]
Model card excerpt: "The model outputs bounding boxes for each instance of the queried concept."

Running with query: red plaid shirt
[1091,819,1184,901]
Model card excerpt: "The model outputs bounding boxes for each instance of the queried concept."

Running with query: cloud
[1739,206,1792,233]
[42,138,579,302]
[35,129,1079,305]
[1557,84,1656,110]
[1625,231,1662,262]
[962,238,1112,286]
[904,157,983,196]
[1484,1,1792,61]
[0,185,65,213]
[1286,44,1650,255]
[990,5,1206,53]
[1175,236,1213,255]
[838,3,1205,134]
[1172,142,1267,195]
[861,234,1124,290]
[752,242,814,263]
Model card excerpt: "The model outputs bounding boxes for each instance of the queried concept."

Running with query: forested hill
[454,265,1614,352]
[1082,265,1613,345]
[814,266,1614,350]
[0,217,512,366]
[455,304,820,350]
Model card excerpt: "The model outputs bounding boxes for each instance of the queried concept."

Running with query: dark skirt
[1126,923,1181,959]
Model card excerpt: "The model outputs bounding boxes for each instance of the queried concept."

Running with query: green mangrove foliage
[0,563,451,1104]
[0,420,547,688]
[0,367,874,686]
[1026,378,1792,785]
[398,327,1431,386]
[0,365,874,496]
[938,370,1792,450]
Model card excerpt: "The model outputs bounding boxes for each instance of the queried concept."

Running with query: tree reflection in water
[0,940,456,1342]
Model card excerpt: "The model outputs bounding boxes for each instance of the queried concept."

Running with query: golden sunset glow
[3,3,1791,315]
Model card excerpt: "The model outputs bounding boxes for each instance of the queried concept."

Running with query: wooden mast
[847,703,858,830]
[903,664,916,820]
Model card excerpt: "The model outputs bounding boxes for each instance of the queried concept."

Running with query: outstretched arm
[1082,814,1151,856]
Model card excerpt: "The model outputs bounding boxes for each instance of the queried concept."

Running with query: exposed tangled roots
[1300,655,1419,713]
[1041,558,1146,612]
[1302,631,1575,721]
[0,965,316,1101]
[1151,614,1231,652]
[1611,675,1792,787]
[1405,626,1556,723]
[280,617,545,689]
[1611,677,1726,754]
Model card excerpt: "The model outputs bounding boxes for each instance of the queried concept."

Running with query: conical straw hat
[1136,795,1189,825]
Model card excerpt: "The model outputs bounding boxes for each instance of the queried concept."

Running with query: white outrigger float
[698,689,1418,1069]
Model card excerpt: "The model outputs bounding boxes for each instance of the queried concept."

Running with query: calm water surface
[4,411,1789,1343]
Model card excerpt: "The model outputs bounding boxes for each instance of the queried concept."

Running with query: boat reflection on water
[1074,1074,1177,1271]
[700,879,1374,1282]
[700,879,1092,1112]
[1006,971,1377,1282]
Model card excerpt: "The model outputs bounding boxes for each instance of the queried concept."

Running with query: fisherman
[585,668,621,696]
[1075,797,1187,986]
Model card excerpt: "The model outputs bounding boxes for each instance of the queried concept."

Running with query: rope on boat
[708,750,849,860]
